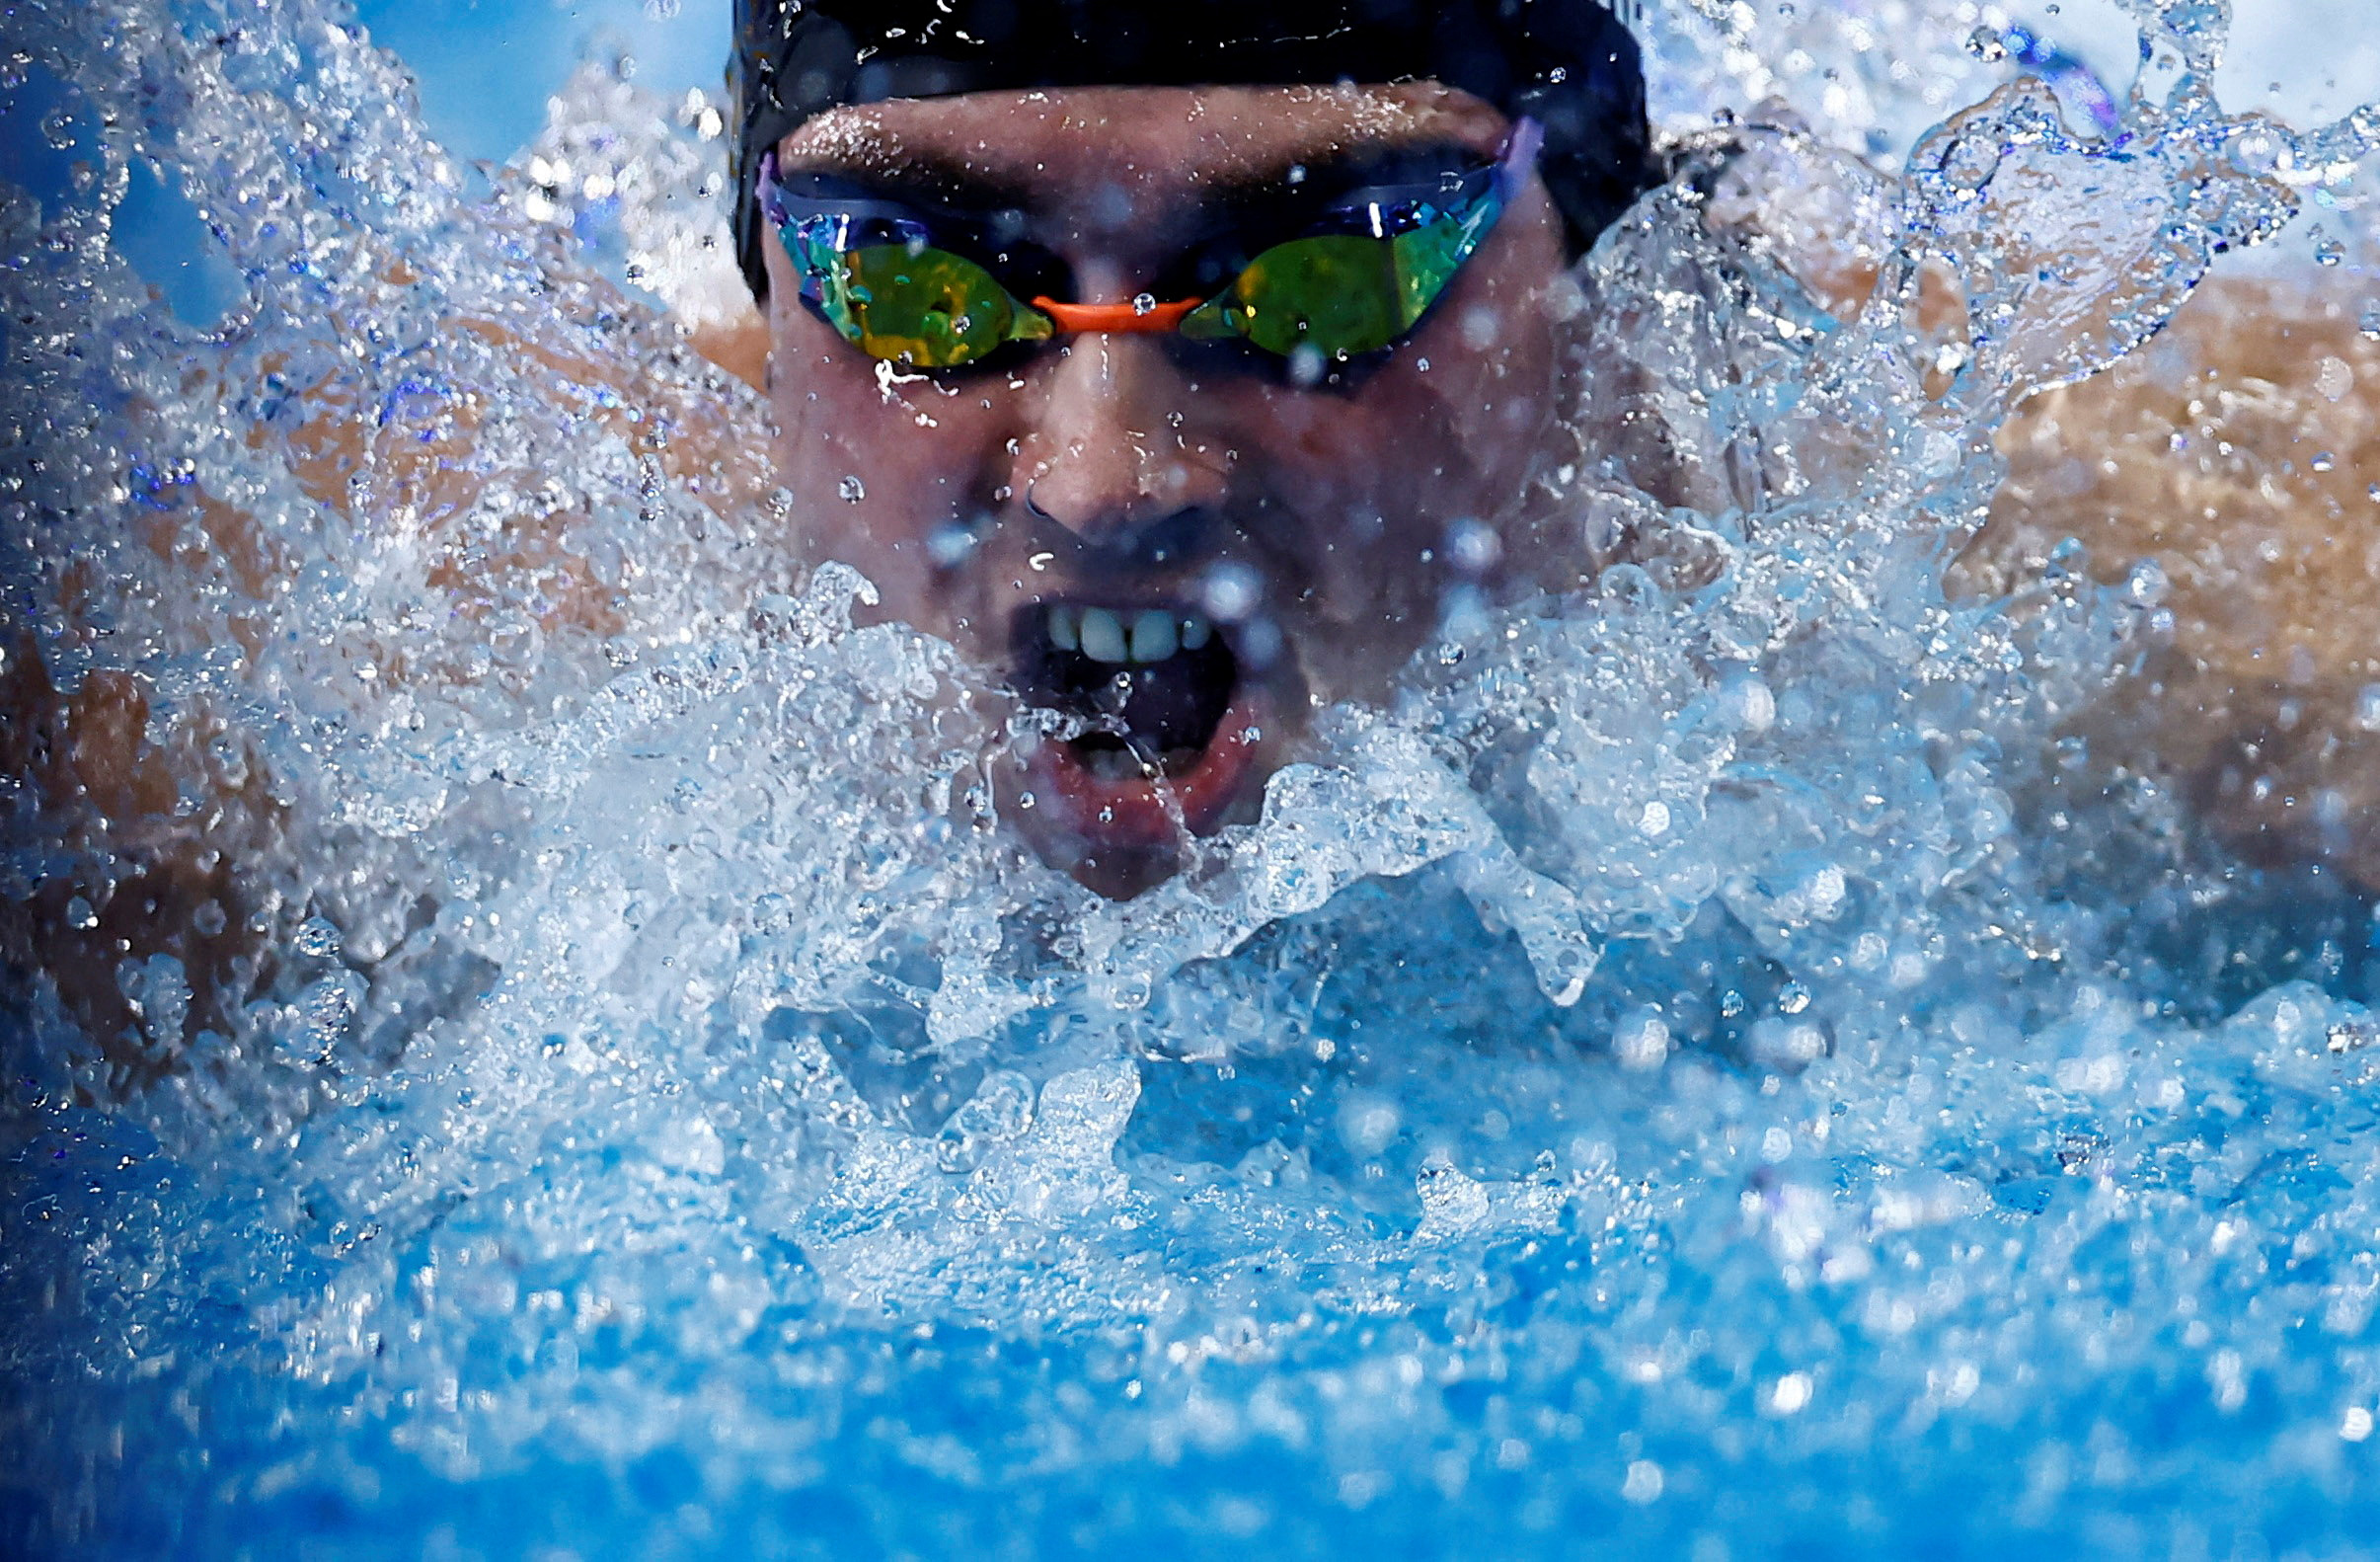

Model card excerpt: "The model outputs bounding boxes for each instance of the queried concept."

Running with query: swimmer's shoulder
[1984,274,2380,882]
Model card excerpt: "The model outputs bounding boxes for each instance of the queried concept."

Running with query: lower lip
[1025,690,1272,849]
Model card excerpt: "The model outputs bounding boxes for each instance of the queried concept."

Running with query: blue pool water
[8,0,2380,1556]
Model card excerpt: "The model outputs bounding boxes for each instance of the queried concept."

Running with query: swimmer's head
[729,0,1656,301]
[729,2,1658,896]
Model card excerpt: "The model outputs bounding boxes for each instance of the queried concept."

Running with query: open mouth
[1008,600,1276,853]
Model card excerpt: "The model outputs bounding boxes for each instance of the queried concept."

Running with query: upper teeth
[1079,606,1125,663]
[1054,605,1211,664]
[1129,609,1176,663]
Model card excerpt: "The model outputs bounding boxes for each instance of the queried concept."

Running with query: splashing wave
[6,0,2380,1554]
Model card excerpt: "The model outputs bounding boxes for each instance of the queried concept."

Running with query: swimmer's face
[764,84,1574,895]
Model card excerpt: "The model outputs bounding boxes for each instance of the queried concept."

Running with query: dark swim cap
[729,0,1657,302]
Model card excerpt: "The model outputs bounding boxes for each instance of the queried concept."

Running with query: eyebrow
[1197,139,1493,244]
[775,151,1037,213]
[773,137,1493,235]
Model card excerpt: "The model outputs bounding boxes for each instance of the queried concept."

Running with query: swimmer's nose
[1010,334,1229,550]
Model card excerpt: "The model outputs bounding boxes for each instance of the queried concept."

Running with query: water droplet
[838,475,866,503]
[2313,451,2337,473]
[1200,562,1262,622]
[2125,559,2170,606]
[1965,26,2009,62]
[1445,518,1501,574]
[293,916,344,959]
[2231,131,2281,176]
[39,107,81,152]
[1614,1010,1671,1070]
[2316,236,2345,268]
[926,521,975,567]
[1130,292,1156,317]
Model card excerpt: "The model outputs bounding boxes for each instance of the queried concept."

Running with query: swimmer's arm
[1,654,276,1093]
[1969,277,2380,884]
[10,272,775,1089]
[1706,149,2380,886]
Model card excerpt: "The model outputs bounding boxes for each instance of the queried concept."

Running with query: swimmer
[718,0,1659,896]
[11,0,2378,1077]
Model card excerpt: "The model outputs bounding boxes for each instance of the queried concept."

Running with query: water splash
[6,0,2380,1555]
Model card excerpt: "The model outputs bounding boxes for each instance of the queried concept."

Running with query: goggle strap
[758,149,784,225]
[1497,116,1546,201]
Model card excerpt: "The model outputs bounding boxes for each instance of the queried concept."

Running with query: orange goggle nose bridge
[1030,296,1202,334]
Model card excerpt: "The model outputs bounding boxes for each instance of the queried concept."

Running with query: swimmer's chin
[1044,836,1199,900]
[997,685,1289,899]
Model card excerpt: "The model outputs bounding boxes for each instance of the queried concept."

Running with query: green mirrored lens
[1189,235,1406,356]
[1182,196,1503,359]
[798,236,1051,367]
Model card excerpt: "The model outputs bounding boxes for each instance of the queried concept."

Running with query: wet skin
[762,84,1576,895]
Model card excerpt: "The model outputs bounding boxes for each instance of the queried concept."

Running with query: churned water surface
[7,0,2380,1555]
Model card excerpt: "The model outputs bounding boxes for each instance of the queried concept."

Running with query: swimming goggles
[758,118,1542,373]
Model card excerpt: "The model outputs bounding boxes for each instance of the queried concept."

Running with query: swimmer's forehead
[774,83,1511,205]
